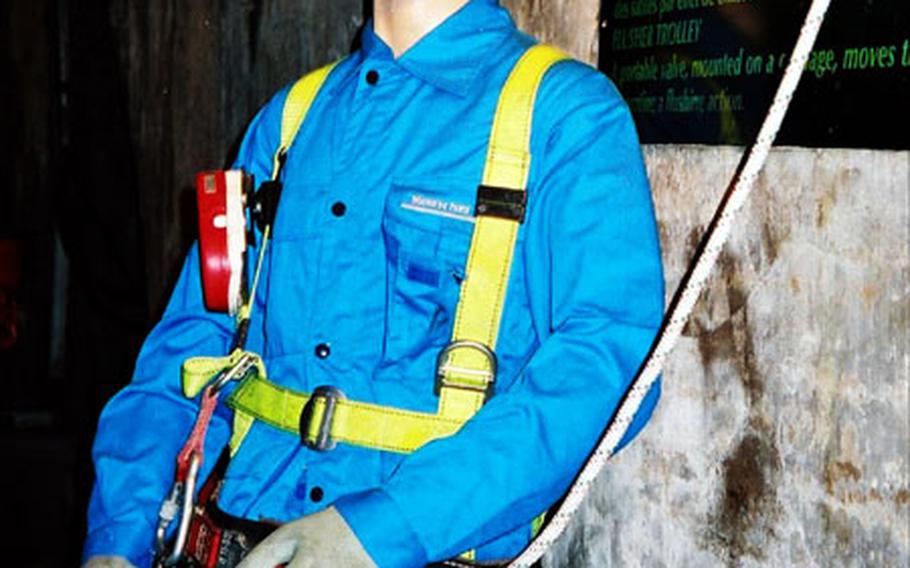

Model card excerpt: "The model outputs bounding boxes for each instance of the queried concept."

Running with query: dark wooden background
[2,1,361,564]
[1,1,579,564]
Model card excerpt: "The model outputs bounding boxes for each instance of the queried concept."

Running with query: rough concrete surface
[542,146,910,567]
[502,0,600,63]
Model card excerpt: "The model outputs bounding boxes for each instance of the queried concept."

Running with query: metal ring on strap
[435,340,498,398]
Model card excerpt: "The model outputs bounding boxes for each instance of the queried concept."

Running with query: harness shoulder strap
[270,59,343,179]
[438,44,569,421]
[223,45,571,455]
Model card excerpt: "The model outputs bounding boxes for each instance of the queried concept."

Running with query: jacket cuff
[82,519,155,567]
[335,488,429,568]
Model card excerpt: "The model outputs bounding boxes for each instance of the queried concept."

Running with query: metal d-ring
[434,340,498,397]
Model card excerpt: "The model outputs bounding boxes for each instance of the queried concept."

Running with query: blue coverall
[84,1,665,566]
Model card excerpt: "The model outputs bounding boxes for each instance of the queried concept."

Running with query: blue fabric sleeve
[82,90,287,565]
[83,247,235,566]
[336,62,665,566]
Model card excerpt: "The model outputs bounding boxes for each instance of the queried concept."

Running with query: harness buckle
[299,385,346,451]
[250,179,284,232]
[435,340,498,400]
[475,185,527,222]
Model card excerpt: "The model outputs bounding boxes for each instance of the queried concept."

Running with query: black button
[314,343,331,359]
[365,70,380,85]
[309,486,324,502]
[331,201,347,217]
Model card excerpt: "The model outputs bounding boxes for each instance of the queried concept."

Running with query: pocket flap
[383,179,475,261]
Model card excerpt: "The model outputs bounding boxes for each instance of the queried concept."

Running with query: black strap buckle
[434,340,498,400]
[251,180,284,232]
[299,385,345,451]
[475,185,527,223]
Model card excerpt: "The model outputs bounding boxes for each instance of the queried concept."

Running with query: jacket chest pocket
[378,181,475,381]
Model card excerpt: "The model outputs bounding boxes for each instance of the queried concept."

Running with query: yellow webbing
[230,376,464,454]
[438,45,569,421]
[221,46,569,455]
[182,349,267,397]
[271,60,340,179]
[182,351,243,399]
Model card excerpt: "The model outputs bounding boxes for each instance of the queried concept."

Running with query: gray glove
[237,506,377,568]
[82,557,137,568]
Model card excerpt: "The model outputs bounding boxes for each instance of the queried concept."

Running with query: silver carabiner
[164,454,201,566]
[154,483,182,556]
[210,352,258,394]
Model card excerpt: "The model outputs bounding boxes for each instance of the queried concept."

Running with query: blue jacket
[84,1,664,566]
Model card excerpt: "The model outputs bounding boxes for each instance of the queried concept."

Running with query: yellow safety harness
[181,44,568,537]
[177,43,568,563]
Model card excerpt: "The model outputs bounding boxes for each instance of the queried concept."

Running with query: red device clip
[196,170,252,314]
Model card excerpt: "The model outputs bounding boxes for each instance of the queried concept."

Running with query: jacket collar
[359,0,515,97]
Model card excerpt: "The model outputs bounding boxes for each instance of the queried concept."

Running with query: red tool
[196,171,252,315]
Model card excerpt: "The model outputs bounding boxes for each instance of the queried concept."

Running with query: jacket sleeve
[82,88,288,566]
[335,62,665,567]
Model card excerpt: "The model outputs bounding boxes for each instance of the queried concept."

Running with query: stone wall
[542,146,910,567]
[502,0,601,63]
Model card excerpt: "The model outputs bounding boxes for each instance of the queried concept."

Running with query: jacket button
[314,343,331,359]
[365,70,379,85]
[331,201,347,217]
[309,486,324,503]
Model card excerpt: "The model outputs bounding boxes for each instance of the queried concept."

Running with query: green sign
[599,0,910,149]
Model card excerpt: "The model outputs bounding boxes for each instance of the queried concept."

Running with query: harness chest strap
[185,45,570,455]
[230,375,465,454]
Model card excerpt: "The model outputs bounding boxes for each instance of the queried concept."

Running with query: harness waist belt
[226,376,466,454]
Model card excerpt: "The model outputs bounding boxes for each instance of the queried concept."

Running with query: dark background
[3,0,905,566]
[599,0,910,148]
[1,1,361,565]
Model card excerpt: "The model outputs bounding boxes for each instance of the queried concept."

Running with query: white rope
[507,1,832,565]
